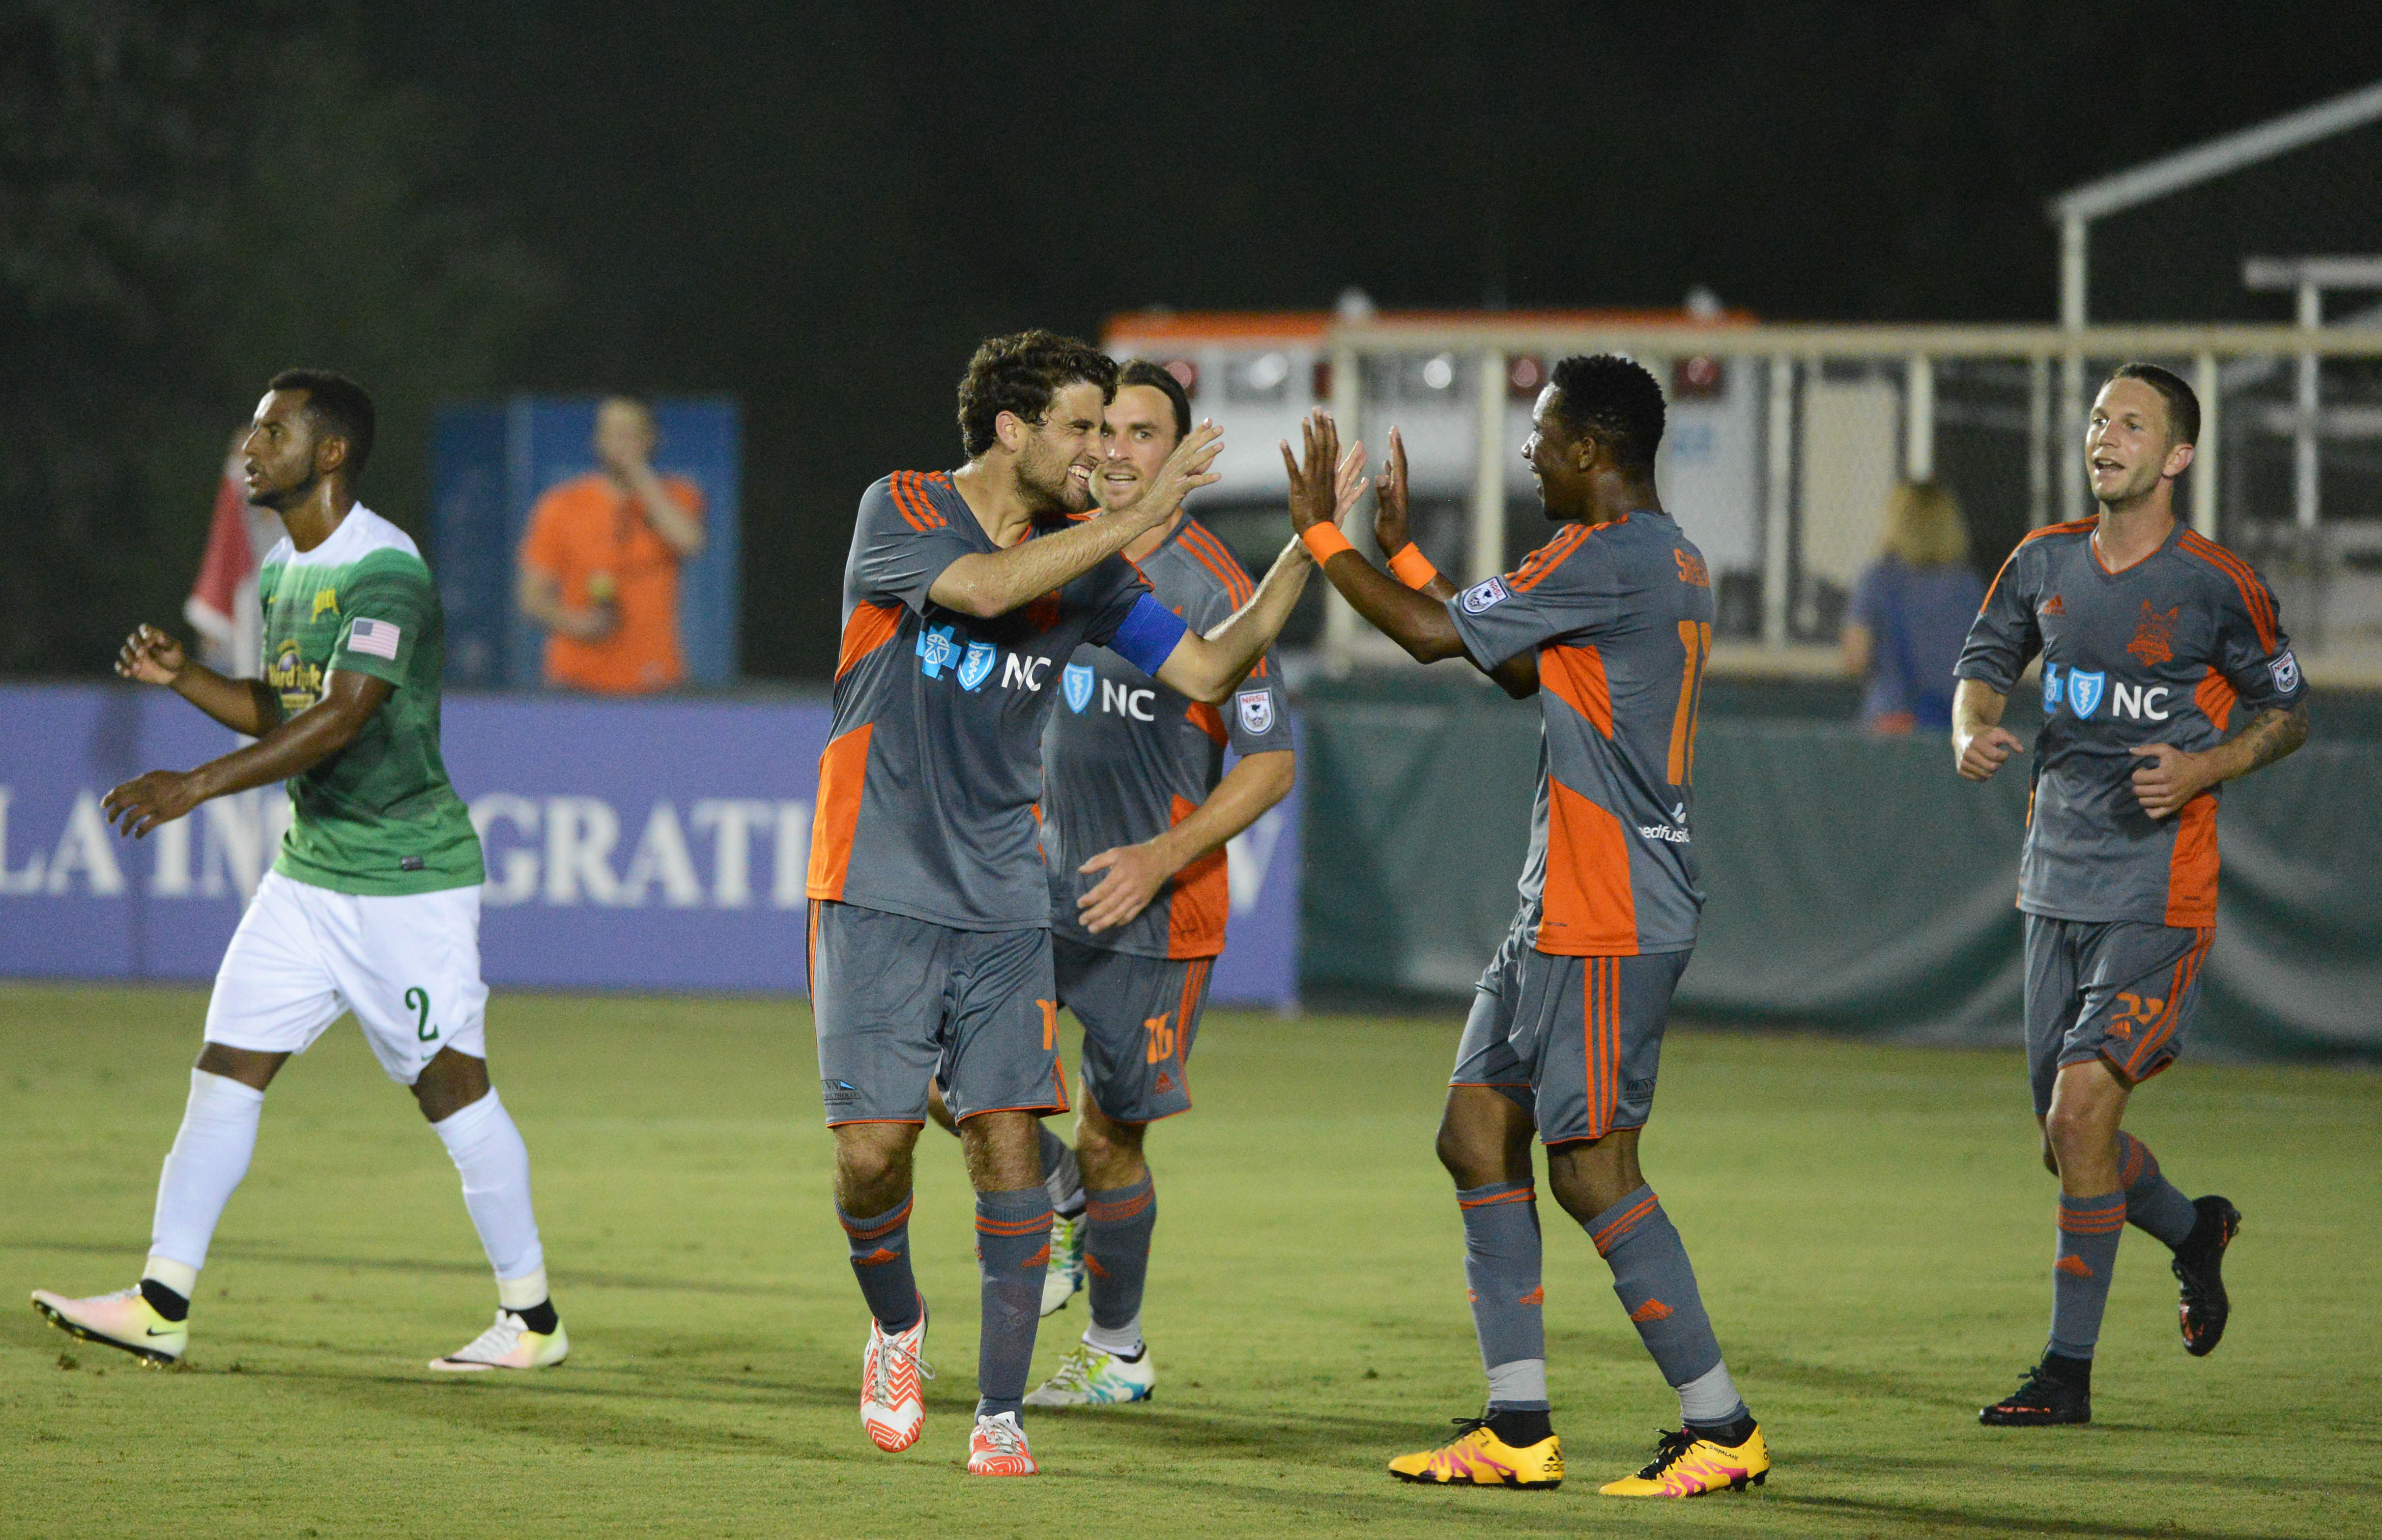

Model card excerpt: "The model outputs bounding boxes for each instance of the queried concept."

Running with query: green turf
[2,983,2376,1538]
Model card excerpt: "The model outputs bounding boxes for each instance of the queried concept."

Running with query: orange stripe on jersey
[805,723,873,902]
[1178,522,1255,604]
[888,472,946,532]
[2164,791,2219,928]
[1978,518,2098,614]
[1508,520,1601,594]
[1538,779,1638,956]
[1540,643,1613,737]
[1185,700,1228,744]
[836,600,903,681]
[2194,665,2237,734]
[2180,531,2279,654]
[806,899,821,1002]
[1166,794,1229,959]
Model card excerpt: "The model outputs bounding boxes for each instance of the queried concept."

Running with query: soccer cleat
[1039,1211,1086,1317]
[859,1310,933,1452]
[1599,1425,1770,1496]
[1387,1417,1564,1489]
[2172,1196,2240,1357]
[428,1309,570,1372]
[30,1286,186,1366]
[1025,1340,1156,1406]
[1979,1361,2090,1426]
[967,1410,1039,1476]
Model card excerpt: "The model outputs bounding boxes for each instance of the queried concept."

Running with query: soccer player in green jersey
[31,371,566,1373]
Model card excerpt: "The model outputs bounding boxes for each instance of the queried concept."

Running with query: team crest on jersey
[1062,662,1095,713]
[2066,669,2105,718]
[311,586,338,621]
[1461,575,1511,614]
[917,623,962,678]
[2042,661,2064,711]
[957,640,999,691]
[2271,650,2299,694]
[2125,602,2179,666]
[1236,688,1275,736]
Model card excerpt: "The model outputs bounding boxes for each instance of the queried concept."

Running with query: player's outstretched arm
[2128,701,2309,818]
[117,623,284,737]
[1368,428,1536,699]
[1952,677,2023,781]
[1076,749,1294,934]
[928,424,1224,619]
[1288,413,1486,674]
[102,670,394,838]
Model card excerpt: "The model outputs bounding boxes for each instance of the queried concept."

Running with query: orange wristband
[1387,543,1440,590]
[1300,522,1357,565]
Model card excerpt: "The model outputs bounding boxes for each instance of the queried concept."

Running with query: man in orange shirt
[517,397,706,693]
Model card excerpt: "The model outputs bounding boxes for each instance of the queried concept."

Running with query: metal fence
[1119,322,2382,680]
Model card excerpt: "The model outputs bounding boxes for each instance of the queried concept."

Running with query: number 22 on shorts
[405,986,440,1043]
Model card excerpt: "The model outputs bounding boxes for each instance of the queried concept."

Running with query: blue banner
[0,686,1300,1008]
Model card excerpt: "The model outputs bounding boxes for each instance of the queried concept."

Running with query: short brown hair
[956,331,1119,459]
[2106,362,2200,447]
[1116,360,1193,443]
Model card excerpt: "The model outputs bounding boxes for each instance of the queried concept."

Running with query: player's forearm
[630,469,704,558]
[1321,548,1469,665]
[183,699,369,802]
[1952,678,2007,749]
[1147,750,1294,876]
[929,502,1171,619]
[172,662,281,737]
[1172,538,1314,701]
[2204,703,2309,784]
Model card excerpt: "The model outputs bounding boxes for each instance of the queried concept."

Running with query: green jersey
[257,505,485,895]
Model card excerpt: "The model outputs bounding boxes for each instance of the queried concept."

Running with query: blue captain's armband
[1109,593,1189,676]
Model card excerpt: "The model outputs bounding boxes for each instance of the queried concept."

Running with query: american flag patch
[346,618,402,660]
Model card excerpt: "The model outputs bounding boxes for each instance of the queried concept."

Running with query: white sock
[149,1069,266,1278]
[430,1089,545,1286]
[1676,1361,1746,1426]
[1083,1316,1142,1358]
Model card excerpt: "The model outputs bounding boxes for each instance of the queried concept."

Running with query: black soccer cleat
[1979,1358,2090,1426]
[2172,1195,2240,1358]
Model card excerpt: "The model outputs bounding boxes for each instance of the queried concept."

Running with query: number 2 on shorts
[405,985,440,1042]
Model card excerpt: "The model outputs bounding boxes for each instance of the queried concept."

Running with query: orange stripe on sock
[1459,1187,1538,1209]
[1591,1192,1660,1255]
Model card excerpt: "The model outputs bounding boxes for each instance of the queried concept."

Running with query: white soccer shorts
[203,869,489,1084]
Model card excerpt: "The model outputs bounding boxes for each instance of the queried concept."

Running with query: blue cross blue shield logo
[957,640,999,692]
[1062,662,1094,713]
[916,624,961,679]
[2066,669,2105,718]
[2042,661,2063,712]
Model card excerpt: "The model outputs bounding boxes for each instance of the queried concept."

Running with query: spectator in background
[1842,481,1985,734]
[517,397,705,693]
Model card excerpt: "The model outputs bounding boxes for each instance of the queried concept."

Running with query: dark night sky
[350,2,2382,680]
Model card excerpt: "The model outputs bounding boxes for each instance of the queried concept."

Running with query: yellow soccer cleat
[1599,1424,1770,1497]
[31,1286,187,1366]
[1388,1417,1563,1489]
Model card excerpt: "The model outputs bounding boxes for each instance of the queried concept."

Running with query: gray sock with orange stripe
[974,1186,1053,1420]
[2116,1132,2196,1248]
[837,1196,920,1334]
[2049,1192,2126,1358]
[1084,1173,1156,1340]
[1457,1180,1547,1412]
[1586,1184,1748,1429]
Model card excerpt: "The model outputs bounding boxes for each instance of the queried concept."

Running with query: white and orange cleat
[967,1410,1038,1476]
[31,1286,186,1366]
[861,1312,932,1452]
[429,1309,569,1372]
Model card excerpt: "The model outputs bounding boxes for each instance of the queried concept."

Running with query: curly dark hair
[266,368,376,477]
[956,330,1119,459]
[1547,353,1665,471]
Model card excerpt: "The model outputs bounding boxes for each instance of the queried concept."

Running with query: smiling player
[1954,363,2308,1426]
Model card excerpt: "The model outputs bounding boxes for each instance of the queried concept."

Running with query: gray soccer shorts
[2024,913,2214,1115]
[1451,908,1692,1145]
[808,900,1068,1127]
[1053,936,1212,1124]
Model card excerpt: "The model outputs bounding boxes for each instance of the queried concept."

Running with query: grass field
[2,983,2376,1539]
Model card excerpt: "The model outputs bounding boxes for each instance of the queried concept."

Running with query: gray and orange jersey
[1955,518,2304,928]
[1042,516,1293,960]
[808,470,1159,931]
[1448,511,1717,958]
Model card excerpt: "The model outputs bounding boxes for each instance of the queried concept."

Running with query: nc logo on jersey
[1461,575,1511,614]
[917,623,962,678]
[2066,669,2105,719]
[957,640,999,692]
[2042,661,2063,712]
[1062,662,1095,714]
[1236,688,1275,736]
[2271,650,2299,694]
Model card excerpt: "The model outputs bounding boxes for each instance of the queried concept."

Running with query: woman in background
[1843,481,1985,734]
